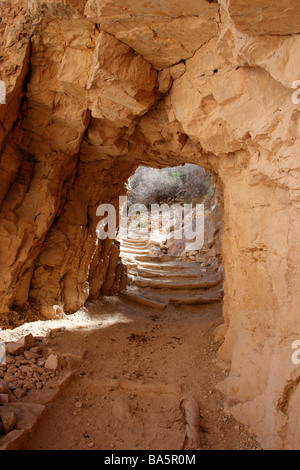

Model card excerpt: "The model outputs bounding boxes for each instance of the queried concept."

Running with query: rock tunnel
[0,0,300,450]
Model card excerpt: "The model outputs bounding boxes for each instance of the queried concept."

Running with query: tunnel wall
[0,0,299,449]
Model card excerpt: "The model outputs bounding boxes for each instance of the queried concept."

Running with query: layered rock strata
[0,0,299,449]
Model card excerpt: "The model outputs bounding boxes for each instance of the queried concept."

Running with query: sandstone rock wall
[0,0,299,449]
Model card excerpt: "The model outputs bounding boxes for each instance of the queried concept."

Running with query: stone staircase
[119,233,223,310]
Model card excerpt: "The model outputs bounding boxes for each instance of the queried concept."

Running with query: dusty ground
[7,296,261,451]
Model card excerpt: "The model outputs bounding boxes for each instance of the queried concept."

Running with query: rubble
[0,332,74,450]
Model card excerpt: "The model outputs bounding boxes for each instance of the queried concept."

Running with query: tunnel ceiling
[0,0,300,450]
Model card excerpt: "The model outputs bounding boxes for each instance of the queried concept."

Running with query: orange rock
[0,0,299,450]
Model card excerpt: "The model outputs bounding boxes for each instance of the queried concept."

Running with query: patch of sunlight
[0,304,132,343]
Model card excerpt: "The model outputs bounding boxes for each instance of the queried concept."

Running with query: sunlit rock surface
[0,0,299,450]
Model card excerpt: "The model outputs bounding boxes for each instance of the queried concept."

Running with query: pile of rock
[0,334,67,401]
[0,332,73,449]
[0,380,16,434]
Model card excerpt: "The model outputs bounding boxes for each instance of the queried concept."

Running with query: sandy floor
[12,296,262,451]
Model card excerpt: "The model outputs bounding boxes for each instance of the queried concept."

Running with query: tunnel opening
[0,0,299,450]
[116,164,224,313]
[0,158,244,451]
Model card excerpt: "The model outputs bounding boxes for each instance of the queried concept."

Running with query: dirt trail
[27,297,260,450]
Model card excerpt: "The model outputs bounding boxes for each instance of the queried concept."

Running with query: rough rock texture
[84,0,219,69]
[0,0,299,449]
[0,329,75,450]
[166,199,222,269]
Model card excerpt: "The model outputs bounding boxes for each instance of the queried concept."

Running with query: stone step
[121,245,148,250]
[131,261,198,271]
[120,248,149,255]
[125,285,223,306]
[169,295,222,305]
[123,261,138,269]
[123,235,149,241]
[134,269,203,280]
[119,235,222,309]
[133,277,220,290]
[119,291,168,310]
[121,239,149,246]
[134,254,178,263]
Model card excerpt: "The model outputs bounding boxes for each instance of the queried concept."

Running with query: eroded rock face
[84,0,219,69]
[0,0,299,450]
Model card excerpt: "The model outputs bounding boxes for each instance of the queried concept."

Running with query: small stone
[4,374,15,383]
[19,365,31,373]
[37,360,45,367]
[75,402,83,409]
[158,69,172,94]
[44,354,65,371]
[23,381,35,391]
[30,346,42,354]
[7,382,18,390]
[14,388,27,399]
[0,408,16,434]
[32,366,44,374]
[0,379,9,393]
[0,393,9,405]
[6,343,23,356]
[5,356,15,365]
[24,350,38,360]
[6,334,35,356]
[88,442,95,448]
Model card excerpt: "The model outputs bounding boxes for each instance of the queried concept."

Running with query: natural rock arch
[0,0,299,450]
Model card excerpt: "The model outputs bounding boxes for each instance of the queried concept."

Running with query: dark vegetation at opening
[128,164,215,206]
